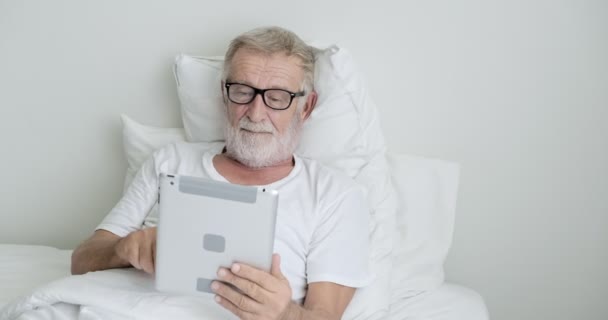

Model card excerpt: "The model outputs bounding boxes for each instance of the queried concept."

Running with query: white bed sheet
[388,283,489,320]
[0,245,488,320]
[0,245,72,308]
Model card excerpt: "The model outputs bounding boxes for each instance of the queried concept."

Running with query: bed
[0,244,487,319]
[0,45,489,319]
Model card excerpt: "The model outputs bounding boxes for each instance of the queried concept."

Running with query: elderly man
[71,26,371,320]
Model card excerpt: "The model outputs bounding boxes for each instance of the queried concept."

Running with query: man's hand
[212,254,292,320]
[114,227,157,274]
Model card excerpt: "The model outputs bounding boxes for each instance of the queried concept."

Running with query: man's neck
[212,153,295,186]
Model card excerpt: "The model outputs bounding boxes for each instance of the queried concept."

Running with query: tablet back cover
[155,174,278,296]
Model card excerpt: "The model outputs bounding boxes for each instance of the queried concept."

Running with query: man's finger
[231,263,277,291]
[139,243,154,274]
[270,254,285,279]
[124,241,141,270]
[217,268,269,303]
[212,281,260,313]
[214,294,250,319]
[151,240,156,271]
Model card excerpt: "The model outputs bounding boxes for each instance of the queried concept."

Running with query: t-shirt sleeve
[96,145,173,237]
[306,185,374,288]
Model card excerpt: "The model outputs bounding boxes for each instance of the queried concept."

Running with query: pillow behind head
[173,55,226,143]
[173,46,397,319]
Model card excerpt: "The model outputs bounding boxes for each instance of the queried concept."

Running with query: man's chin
[224,144,291,168]
[224,126,298,168]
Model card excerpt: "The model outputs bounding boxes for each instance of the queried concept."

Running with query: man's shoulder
[294,155,361,192]
[293,156,368,219]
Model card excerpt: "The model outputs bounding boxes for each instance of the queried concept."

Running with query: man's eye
[267,92,288,102]
[234,91,252,97]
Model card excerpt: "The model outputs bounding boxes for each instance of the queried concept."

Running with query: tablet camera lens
[262,188,266,192]
[170,182,174,186]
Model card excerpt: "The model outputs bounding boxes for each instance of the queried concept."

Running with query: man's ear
[220,80,228,105]
[301,90,318,121]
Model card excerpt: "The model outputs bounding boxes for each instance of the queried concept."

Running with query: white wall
[1,1,606,319]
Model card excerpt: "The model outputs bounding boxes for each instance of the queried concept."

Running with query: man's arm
[283,282,355,320]
[71,230,127,275]
[71,228,157,275]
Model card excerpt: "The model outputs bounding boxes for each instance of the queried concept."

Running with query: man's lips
[240,128,272,134]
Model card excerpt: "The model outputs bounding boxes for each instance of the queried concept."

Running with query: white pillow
[120,46,395,318]
[121,114,187,191]
[172,55,225,143]
[387,153,459,301]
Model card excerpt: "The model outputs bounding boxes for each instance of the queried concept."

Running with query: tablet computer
[155,173,278,296]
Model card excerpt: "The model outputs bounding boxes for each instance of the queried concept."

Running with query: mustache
[238,118,274,134]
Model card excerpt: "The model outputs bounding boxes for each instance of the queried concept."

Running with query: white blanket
[0,268,237,320]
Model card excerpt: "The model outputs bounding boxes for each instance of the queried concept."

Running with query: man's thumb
[270,253,285,279]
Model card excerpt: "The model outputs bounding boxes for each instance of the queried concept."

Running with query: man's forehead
[227,49,304,87]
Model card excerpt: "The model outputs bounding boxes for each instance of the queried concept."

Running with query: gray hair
[223,26,315,94]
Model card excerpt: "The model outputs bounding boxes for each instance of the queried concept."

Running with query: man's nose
[246,93,267,122]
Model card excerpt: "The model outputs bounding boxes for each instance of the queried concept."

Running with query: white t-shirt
[98,142,373,302]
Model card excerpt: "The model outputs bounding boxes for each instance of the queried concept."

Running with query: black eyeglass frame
[224,82,306,110]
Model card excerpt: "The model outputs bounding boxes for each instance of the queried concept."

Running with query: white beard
[224,114,302,168]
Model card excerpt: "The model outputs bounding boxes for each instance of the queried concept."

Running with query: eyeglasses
[224,82,306,110]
